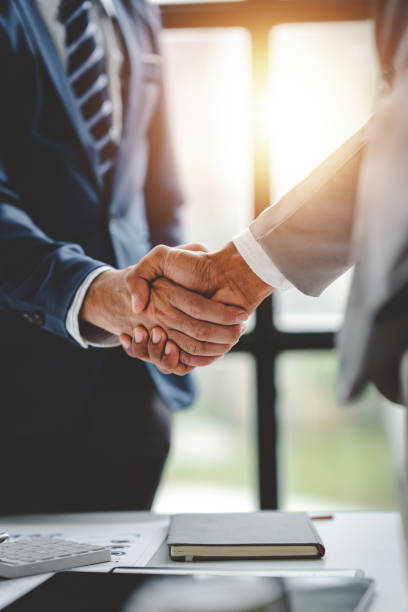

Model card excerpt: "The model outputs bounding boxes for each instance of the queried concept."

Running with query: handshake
[80,241,273,375]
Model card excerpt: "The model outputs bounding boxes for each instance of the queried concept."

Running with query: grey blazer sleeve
[248,121,371,296]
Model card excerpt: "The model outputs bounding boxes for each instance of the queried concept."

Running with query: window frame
[159,0,373,509]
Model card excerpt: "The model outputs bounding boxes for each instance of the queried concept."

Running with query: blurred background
[148,0,401,514]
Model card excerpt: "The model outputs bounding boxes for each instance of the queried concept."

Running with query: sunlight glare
[268,21,378,201]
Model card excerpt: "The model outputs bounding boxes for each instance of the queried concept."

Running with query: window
[153,0,398,513]
[154,27,256,513]
[270,21,377,333]
[160,28,253,250]
[156,354,257,513]
[278,352,397,510]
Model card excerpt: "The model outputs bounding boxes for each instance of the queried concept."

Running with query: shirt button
[31,312,45,327]
[22,312,44,327]
[22,312,33,324]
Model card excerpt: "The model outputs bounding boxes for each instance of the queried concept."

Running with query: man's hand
[125,241,273,367]
[80,264,248,375]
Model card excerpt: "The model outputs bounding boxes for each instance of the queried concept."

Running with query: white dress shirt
[233,227,293,291]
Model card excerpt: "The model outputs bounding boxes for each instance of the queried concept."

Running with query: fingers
[125,242,213,315]
[166,329,235,357]
[125,275,151,314]
[125,326,195,376]
[119,330,149,360]
[148,327,178,373]
[125,245,170,314]
[120,326,219,372]
[152,337,180,373]
[149,328,219,369]
[150,279,245,347]
[167,310,243,347]
[147,329,195,376]
[147,328,209,374]
[169,285,248,326]
[125,245,213,312]
[179,350,222,368]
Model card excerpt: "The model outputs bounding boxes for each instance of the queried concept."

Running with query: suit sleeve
[0,179,107,340]
[244,121,370,297]
[0,8,107,341]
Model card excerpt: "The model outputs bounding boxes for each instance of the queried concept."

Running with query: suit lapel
[16,0,103,192]
[109,0,161,207]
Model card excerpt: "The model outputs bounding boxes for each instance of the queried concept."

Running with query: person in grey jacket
[115,0,408,551]
[122,0,408,408]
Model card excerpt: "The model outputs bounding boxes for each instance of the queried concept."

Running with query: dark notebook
[167,512,325,561]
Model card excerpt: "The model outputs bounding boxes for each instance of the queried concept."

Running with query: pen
[310,515,334,521]
[0,532,9,543]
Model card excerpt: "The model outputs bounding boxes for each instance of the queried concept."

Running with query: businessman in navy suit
[0,0,246,514]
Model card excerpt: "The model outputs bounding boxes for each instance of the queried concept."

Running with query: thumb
[125,245,170,313]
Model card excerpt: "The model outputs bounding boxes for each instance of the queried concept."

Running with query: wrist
[80,268,130,335]
[211,241,273,312]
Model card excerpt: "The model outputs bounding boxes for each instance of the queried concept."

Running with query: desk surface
[1,511,407,611]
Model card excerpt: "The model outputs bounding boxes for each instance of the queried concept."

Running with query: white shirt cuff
[66,266,121,348]
[233,228,293,291]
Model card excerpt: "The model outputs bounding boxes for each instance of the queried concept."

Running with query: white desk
[0,512,407,611]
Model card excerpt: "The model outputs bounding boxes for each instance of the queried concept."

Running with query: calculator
[0,537,111,578]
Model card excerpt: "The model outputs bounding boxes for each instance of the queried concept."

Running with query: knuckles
[123,267,133,290]
[151,244,171,269]
[230,325,242,344]
[196,322,212,341]
[147,300,164,323]
[218,309,234,325]
[183,339,201,356]
[152,244,169,258]
[191,242,210,253]
[189,303,204,320]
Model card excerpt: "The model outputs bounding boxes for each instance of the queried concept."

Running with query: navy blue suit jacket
[0,0,194,436]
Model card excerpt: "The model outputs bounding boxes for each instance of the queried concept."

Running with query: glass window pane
[154,354,257,513]
[160,28,253,251]
[154,30,255,512]
[268,22,378,331]
[275,270,352,333]
[154,29,255,513]
[277,351,398,510]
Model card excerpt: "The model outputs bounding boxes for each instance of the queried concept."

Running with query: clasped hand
[81,242,273,375]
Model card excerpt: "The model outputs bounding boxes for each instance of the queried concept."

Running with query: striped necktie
[58,0,116,181]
